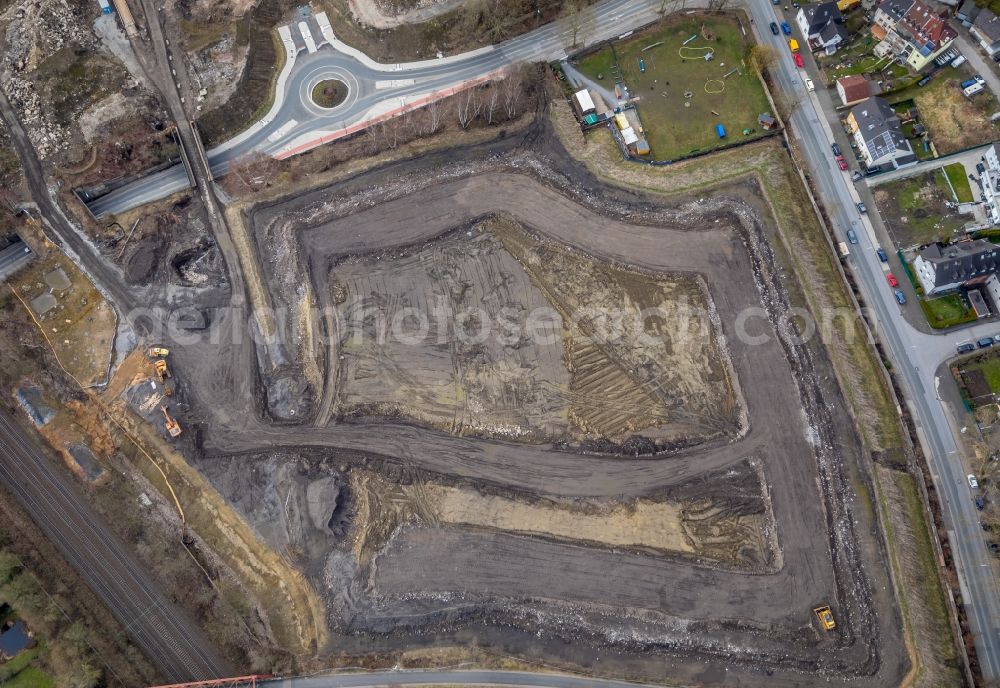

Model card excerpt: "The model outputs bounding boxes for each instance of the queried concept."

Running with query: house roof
[919,240,1000,286]
[837,74,873,103]
[900,0,956,52]
[878,0,914,23]
[974,7,1000,42]
[958,0,980,19]
[820,21,849,42]
[801,1,843,32]
[850,96,915,163]
[871,23,888,39]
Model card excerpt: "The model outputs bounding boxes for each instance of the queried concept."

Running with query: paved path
[262,670,660,687]
[952,28,1000,100]
[866,143,991,186]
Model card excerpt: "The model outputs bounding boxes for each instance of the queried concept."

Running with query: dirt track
[159,126,907,685]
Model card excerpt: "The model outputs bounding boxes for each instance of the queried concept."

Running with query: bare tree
[223,151,278,195]
[457,88,476,128]
[485,83,501,124]
[746,44,776,76]
[426,100,443,134]
[501,66,524,120]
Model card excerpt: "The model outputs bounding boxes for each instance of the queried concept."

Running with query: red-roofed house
[836,75,879,106]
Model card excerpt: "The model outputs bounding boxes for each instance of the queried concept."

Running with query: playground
[577,14,772,160]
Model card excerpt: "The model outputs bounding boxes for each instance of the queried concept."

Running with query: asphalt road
[747,0,1000,678]
[88,0,678,217]
[261,670,660,688]
[0,412,230,682]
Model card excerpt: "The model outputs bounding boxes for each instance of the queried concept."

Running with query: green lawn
[943,162,975,203]
[577,48,616,82]
[874,172,968,246]
[919,293,977,329]
[966,354,1000,392]
[576,15,771,160]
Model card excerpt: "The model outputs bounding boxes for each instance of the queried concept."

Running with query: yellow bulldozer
[813,605,836,631]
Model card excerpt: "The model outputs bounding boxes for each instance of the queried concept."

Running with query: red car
[887,273,899,287]
[794,53,805,68]
[837,157,848,171]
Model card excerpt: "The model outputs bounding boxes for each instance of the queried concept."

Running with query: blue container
[716,123,726,139]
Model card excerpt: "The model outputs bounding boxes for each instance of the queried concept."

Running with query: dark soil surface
[163,118,909,686]
[311,80,348,109]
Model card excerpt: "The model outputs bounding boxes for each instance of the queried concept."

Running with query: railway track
[0,411,230,682]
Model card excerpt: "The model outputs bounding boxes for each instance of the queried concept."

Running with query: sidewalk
[866,143,993,186]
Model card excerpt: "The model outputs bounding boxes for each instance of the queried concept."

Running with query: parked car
[837,157,848,170]
[770,21,779,35]
[976,496,986,510]
[993,334,1000,342]
[804,76,815,91]
[846,229,858,244]
[957,343,976,354]
[876,247,888,262]
[886,273,898,287]
[852,170,863,182]
[894,289,906,305]
[781,21,792,35]
[969,474,980,489]
[857,202,868,213]
[917,75,932,87]
[794,52,804,67]
[978,162,987,175]
[978,337,995,348]
[831,143,842,156]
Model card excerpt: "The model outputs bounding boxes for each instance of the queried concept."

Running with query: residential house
[846,96,917,169]
[981,142,1000,225]
[797,2,848,51]
[872,0,957,71]
[957,0,980,27]
[835,74,880,106]
[914,240,1000,295]
[971,7,1000,57]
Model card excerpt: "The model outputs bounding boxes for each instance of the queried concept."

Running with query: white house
[914,240,1000,295]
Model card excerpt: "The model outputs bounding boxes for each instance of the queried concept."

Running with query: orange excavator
[160,405,182,438]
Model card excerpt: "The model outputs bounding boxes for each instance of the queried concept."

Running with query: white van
[804,76,815,92]
[964,82,985,97]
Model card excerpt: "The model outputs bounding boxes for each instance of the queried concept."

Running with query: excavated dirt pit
[182,131,906,686]
[329,216,739,447]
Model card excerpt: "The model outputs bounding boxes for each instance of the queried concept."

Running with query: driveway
[951,27,1000,98]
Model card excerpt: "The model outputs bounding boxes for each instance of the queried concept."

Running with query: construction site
[119,116,909,686]
[0,0,961,681]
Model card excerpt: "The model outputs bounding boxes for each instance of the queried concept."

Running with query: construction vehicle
[160,405,182,438]
[154,359,175,396]
[147,346,170,357]
[813,605,836,630]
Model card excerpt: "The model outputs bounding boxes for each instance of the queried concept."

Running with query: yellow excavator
[153,360,174,396]
[813,605,836,630]
[160,405,182,438]
[147,346,170,357]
